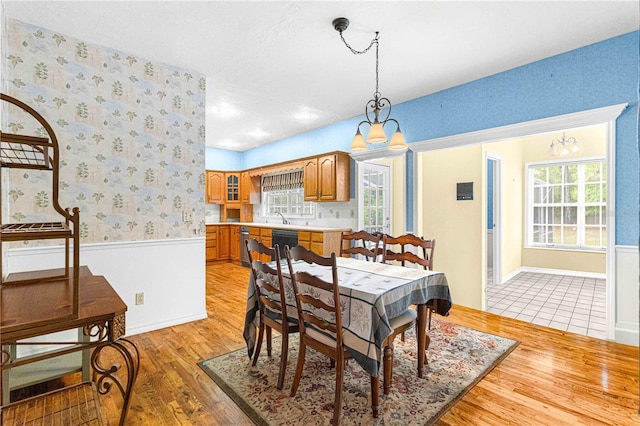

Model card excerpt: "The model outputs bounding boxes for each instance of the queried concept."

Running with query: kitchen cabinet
[203,225,232,261]
[206,226,218,261]
[298,231,324,255]
[240,172,251,204]
[230,225,241,261]
[206,171,225,204]
[297,229,344,256]
[303,152,350,202]
[225,172,240,204]
[218,225,230,259]
[249,227,273,262]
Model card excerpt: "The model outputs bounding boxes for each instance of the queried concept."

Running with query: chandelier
[332,17,407,152]
[548,132,580,156]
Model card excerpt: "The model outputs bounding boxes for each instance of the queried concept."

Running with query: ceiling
[3,1,638,151]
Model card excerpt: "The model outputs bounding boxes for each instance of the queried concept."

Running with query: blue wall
[206,31,639,245]
[205,147,242,170]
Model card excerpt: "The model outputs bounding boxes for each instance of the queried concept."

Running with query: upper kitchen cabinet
[225,172,240,204]
[240,171,260,204]
[303,152,350,202]
[206,171,225,204]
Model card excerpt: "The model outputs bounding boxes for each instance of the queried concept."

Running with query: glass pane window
[263,187,315,219]
[527,159,606,250]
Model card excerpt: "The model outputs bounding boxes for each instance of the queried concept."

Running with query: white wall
[6,238,207,336]
[614,246,639,346]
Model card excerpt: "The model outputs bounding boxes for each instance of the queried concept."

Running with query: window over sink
[262,171,315,219]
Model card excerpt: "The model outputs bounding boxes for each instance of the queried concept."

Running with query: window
[261,170,314,219]
[527,159,606,250]
[263,187,315,217]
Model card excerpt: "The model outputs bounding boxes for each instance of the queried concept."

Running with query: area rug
[198,318,518,425]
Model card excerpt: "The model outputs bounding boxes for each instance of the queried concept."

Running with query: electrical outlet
[135,292,144,305]
[182,210,192,223]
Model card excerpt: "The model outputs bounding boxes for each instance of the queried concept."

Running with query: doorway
[357,161,391,235]
[486,154,502,294]
[410,104,625,339]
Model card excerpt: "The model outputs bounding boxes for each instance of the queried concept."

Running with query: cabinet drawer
[206,247,218,261]
[260,228,272,238]
[311,232,324,244]
[298,231,311,243]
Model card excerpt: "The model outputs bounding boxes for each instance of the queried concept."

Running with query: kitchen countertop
[205,222,351,232]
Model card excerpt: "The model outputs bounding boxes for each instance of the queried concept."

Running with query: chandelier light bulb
[367,122,387,144]
[389,129,407,150]
[350,129,367,151]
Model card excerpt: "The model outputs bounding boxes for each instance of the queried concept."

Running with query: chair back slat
[285,245,343,349]
[340,230,382,261]
[382,234,436,270]
[246,239,288,320]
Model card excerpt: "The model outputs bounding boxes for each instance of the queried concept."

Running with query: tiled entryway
[487,271,607,339]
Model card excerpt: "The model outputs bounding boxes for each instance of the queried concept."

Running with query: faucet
[277,211,289,225]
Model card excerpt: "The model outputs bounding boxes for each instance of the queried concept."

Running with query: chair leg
[266,326,272,356]
[371,375,379,418]
[252,323,265,366]
[333,355,345,426]
[276,331,289,390]
[290,342,306,397]
[383,343,393,395]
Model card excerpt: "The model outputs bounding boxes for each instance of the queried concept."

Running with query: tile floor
[486,270,607,339]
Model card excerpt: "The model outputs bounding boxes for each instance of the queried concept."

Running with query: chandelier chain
[338,31,378,55]
[338,31,381,97]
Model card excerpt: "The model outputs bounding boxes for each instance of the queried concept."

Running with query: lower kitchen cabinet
[206,226,218,261]
[230,226,240,261]
[297,230,343,256]
[249,227,272,262]
[217,225,230,259]
[207,225,347,263]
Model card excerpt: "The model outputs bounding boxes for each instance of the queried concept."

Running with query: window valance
[261,169,304,191]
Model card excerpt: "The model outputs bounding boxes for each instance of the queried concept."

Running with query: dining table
[243,256,453,385]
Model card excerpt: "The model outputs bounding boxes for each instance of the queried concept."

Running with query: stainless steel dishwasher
[240,226,250,267]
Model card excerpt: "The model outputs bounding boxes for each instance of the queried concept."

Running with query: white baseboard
[503,266,606,282]
[6,238,207,336]
[614,322,639,347]
[126,312,208,336]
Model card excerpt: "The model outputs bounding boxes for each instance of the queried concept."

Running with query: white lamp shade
[389,130,407,150]
[350,132,367,151]
[367,122,387,143]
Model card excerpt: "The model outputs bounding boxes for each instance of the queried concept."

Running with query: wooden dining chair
[285,245,379,425]
[246,238,299,390]
[339,230,382,262]
[382,234,437,329]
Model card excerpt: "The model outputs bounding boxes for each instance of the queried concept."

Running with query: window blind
[261,169,304,191]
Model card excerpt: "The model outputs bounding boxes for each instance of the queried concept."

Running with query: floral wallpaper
[2,19,206,245]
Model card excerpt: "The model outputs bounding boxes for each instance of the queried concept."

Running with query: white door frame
[356,161,392,235]
[486,153,503,291]
[408,103,627,339]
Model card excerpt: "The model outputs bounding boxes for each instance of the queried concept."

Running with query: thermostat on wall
[457,182,473,200]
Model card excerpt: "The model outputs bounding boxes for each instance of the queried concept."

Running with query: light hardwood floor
[99,262,638,425]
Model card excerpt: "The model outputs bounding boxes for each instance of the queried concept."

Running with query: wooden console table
[0,267,139,425]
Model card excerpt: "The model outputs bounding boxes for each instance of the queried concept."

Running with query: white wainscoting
[615,245,639,346]
[6,238,207,336]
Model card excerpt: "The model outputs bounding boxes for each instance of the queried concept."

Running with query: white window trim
[261,187,316,220]
[525,156,606,251]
